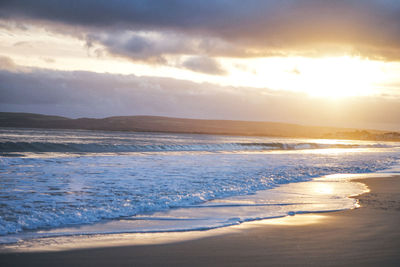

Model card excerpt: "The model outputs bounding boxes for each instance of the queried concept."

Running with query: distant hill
[0,112,399,141]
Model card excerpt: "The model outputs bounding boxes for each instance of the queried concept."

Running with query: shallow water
[1,128,399,244]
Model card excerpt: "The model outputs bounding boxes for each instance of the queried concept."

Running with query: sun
[223,56,387,99]
[295,56,383,98]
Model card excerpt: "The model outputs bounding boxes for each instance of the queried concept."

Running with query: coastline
[2,113,399,142]
[1,175,399,266]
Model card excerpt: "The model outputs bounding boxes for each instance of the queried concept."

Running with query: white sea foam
[0,128,399,244]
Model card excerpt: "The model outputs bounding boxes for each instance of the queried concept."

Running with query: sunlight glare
[225,56,387,98]
[313,183,335,195]
[297,56,381,98]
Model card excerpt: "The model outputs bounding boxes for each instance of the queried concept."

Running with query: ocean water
[0,128,399,244]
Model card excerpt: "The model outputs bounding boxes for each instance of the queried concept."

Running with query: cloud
[181,56,226,75]
[1,1,400,60]
[99,33,163,63]
[290,68,301,75]
[0,67,400,130]
[0,56,19,71]
[87,31,193,64]
[85,30,246,65]
[41,57,55,63]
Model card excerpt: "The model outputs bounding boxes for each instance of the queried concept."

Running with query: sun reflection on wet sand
[248,214,327,226]
[312,183,335,195]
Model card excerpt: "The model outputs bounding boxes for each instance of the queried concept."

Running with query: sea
[1,127,399,245]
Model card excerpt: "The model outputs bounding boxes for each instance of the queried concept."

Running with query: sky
[0,0,400,130]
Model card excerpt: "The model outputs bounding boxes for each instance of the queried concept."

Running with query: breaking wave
[0,141,390,153]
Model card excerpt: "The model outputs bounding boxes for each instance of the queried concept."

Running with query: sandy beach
[1,175,399,267]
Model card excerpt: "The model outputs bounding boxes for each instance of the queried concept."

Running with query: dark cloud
[85,30,245,65]
[87,31,193,64]
[1,1,400,60]
[181,56,226,75]
[100,33,162,63]
[0,1,229,29]
[0,67,399,130]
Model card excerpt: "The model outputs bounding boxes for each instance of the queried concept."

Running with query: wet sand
[1,176,399,266]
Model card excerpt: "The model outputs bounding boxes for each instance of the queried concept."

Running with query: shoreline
[1,175,399,266]
[0,173,368,252]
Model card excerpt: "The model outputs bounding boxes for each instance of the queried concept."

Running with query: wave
[0,141,390,153]
[0,144,398,240]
